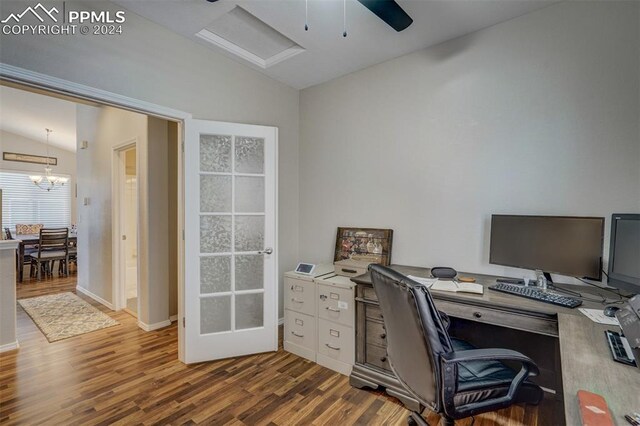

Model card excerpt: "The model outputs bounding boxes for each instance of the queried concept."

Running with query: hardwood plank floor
[2,275,547,425]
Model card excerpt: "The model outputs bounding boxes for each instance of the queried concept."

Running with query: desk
[16,234,77,282]
[350,265,639,425]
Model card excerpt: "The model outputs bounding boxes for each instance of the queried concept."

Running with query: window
[0,171,72,231]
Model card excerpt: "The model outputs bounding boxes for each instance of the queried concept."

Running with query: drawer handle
[380,356,387,362]
[473,312,482,318]
[380,333,386,339]
[325,343,341,351]
[291,331,304,338]
[342,268,357,274]
[291,298,304,303]
[326,307,341,313]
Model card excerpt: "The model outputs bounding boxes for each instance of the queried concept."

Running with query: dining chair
[31,228,69,280]
[58,239,78,275]
[5,228,38,282]
[15,224,44,235]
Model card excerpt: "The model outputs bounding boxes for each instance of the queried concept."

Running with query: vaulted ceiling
[113,0,556,89]
[0,86,77,152]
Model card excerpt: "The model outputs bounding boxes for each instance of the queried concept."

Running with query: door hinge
[181,141,184,153]
[183,317,185,328]
[182,229,185,240]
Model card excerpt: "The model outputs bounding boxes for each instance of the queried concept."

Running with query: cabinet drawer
[284,310,316,350]
[434,300,559,337]
[362,286,378,302]
[284,277,315,316]
[317,319,354,365]
[365,319,387,348]
[318,284,354,327]
[365,303,385,322]
[365,343,391,372]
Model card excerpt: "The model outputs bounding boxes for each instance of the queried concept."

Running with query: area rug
[18,292,119,342]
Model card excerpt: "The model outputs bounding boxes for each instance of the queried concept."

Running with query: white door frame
[112,139,139,313]
[0,63,190,362]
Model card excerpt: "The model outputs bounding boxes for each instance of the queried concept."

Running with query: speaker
[430,267,457,279]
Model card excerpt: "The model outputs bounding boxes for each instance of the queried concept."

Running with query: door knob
[258,247,273,255]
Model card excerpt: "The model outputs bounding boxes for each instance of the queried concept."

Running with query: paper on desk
[578,308,620,326]
[408,275,484,295]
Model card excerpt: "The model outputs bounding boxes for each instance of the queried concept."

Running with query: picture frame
[3,152,57,166]
[334,227,394,266]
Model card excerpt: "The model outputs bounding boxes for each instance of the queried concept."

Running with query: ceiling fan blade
[356,0,413,32]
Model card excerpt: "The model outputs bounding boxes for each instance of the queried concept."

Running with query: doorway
[114,143,139,317]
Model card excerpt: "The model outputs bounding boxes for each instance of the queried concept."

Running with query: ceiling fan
[356,0,413,32]
[205,0,413,33]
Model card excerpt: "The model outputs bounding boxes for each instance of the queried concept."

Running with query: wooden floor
[2,275,544,425]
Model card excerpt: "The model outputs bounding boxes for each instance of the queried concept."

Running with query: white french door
[184,119,278,363]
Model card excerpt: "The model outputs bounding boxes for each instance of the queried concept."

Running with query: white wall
[0,130,77,224]
[299,1,640,284]
[76,105,147,307]
[0,0,299,317]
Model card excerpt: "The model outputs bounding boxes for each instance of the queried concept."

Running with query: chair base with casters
[368,265,543,426]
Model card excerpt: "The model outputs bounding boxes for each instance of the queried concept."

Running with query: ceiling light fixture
[29,128,68,192]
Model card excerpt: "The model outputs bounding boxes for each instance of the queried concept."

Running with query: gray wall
[0,130,77,224]
[0,0,300,317]
[299,1,640,284]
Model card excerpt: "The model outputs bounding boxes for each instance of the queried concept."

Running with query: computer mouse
[603,306,620,317]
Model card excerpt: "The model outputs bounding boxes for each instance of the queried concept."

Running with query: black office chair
[369,265,543,426]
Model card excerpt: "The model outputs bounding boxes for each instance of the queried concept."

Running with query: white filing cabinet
[283,266,357,376]
[315,274,356,376]
[283,265,333,362]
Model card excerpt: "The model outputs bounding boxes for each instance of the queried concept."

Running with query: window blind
[0,171,72,230]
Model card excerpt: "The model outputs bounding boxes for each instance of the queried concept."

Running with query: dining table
[17,233,78,282]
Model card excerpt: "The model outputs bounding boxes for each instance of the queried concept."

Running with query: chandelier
[29,128,68,191]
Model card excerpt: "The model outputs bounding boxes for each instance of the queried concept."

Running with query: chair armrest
[441,348,539,375]
[440,348,540,418]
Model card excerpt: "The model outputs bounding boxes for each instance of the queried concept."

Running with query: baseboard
[278,317,284,325]
[169,315,178,322]
[76,286,114,310]
[137,319,172,332]
[0,341,19,353]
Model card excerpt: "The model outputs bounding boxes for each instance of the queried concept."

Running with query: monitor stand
[534,269,550,290]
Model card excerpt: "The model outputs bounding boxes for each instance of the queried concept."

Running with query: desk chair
[369,265,543,426]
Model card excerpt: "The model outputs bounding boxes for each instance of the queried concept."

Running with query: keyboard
[605,330,637,366]
[488,282,582,308]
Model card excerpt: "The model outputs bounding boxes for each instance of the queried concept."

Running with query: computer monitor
[607,214,640,294]
[489,215,604,280]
